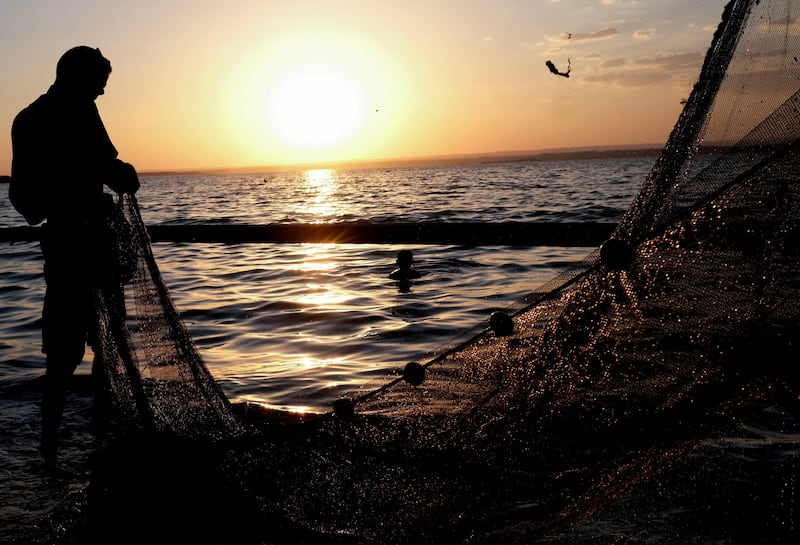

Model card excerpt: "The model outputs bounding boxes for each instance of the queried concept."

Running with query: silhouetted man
[10,46,140,463]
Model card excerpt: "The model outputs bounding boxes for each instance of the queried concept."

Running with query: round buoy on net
[490,311,514,336]
[600,238,635,271]
[333,397,355,422]
[403,361,425,386]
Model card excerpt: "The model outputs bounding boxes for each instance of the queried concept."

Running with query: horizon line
[139,143,666,177]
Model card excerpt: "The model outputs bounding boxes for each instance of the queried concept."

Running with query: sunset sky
[0,0,729,173]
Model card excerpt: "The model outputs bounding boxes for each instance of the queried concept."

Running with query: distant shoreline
[138,146,665,177]
[0,146,664,179]
[0,146,664,180]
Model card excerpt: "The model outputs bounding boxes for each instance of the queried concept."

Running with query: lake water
[0,157,648,412]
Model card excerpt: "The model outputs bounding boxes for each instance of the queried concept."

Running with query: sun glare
[268,66,367,150]
[231,34,400,166]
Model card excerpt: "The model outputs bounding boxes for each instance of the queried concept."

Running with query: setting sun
[268,66,367,150]
[228,30,401,167]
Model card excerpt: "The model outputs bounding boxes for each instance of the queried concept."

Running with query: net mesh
[96,199,245,441]
[92,0,799,543]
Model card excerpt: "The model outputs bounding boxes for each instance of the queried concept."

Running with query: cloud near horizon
[570,28,620,41]
[634,28,657,40]
[537,26,620,54]
[594,50,704,87]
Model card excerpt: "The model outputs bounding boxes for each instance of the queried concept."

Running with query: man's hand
[110,159,139,195]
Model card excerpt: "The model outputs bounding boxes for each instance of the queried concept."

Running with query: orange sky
[0,0,728,173]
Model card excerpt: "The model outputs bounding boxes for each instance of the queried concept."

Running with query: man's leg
[40,284,89,463]
[40,358,80,462]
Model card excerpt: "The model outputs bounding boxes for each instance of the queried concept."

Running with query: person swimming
[389,249,421,281]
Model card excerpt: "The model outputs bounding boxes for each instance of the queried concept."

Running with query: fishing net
[93,198,245,441]
[90,0,799,543]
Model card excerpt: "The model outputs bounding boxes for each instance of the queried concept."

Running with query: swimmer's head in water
[396,249,414,268]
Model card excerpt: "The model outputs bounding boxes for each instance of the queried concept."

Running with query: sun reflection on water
[243,353,363,414]
[287,243,353,306]
[299,284,351,306]
[291,243,338,272]
[304,168,338,219]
